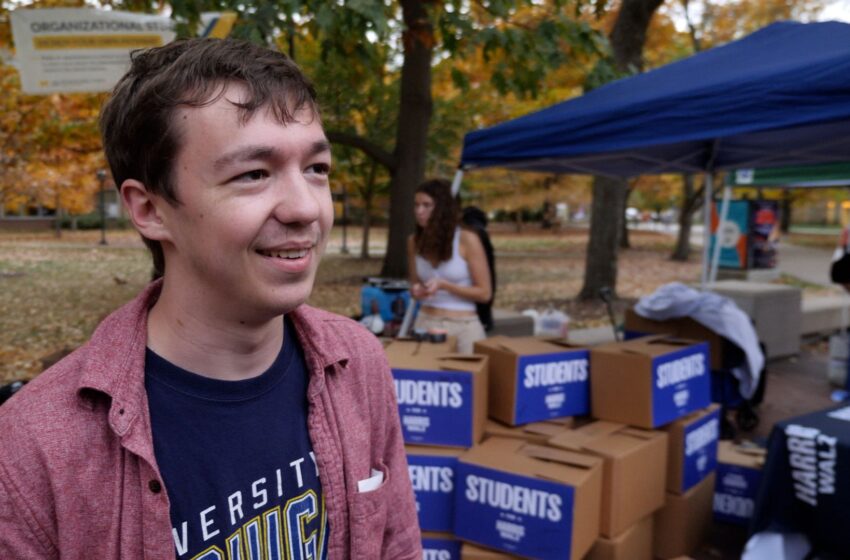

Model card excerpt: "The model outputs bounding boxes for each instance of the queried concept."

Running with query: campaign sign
[407,453,459,532]
[392,369,473,447]
[514,351,590,424]
[651,343,711,427]
[422,536,461,560]
[681,407,720,492]
[714,463,762,524]
[454,463,575,559]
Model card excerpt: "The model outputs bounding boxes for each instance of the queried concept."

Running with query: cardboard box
[386,339,488,447]
[585,514,653,560]
[454,437,602,560]
[460,543,517,559]
[591,336,711,429]
[423,532,462,560]
[624,308,724,369]
[406,445,463,532]
[473,336,590,425]
[664,404,721,494]
[548,421,667,538]
[653,473,716,559]
[714,441,765,525]
[484,417,574,444]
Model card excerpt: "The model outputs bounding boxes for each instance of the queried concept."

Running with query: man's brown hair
[99,38,318,276]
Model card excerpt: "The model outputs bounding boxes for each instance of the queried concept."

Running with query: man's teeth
[258,248,309,259]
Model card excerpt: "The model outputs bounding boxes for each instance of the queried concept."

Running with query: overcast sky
[821,0,850,22]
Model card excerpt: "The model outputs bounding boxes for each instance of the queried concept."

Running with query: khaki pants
[413,314,486,354]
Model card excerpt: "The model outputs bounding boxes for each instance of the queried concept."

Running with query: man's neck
[146,283,285,381]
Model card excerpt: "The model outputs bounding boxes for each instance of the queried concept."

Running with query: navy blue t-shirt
[145,318,328,560]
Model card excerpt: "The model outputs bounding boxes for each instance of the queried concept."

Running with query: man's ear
[120,179,172,242]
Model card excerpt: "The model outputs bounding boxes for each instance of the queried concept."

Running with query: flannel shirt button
[148,479,162,494]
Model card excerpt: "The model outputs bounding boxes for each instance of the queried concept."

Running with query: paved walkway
[775,241,835,287]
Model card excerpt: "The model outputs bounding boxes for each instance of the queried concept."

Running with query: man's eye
[233,169,268,182]
[307,163,331,176]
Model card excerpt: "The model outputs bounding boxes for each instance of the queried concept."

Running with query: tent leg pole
[709,185,732,284]
[701,173,713,289]
[450,169,465,197]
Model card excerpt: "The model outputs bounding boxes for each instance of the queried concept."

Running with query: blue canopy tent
[454,21,850,285]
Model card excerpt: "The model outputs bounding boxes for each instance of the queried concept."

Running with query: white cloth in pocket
[357,468,384,493]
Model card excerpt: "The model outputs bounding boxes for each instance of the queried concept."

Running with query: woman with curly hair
[407,178,492,353]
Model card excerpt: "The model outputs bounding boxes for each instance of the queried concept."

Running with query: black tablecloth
[751,404,850,558]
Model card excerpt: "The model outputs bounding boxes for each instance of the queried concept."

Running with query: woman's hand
[424,278,442,296]
[411,282,429,300]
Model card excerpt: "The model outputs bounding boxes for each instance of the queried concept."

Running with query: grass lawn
[0,224,814,384]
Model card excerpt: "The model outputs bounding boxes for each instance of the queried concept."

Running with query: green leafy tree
[165,0,607,277]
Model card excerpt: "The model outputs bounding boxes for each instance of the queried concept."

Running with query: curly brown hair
[414,179,459,263]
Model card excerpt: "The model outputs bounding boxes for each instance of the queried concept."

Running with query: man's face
[157,83,333,323]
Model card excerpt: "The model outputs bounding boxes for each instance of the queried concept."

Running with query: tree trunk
[380,0,433,279]
[609,0,665,72]
[579,0,663,300]
[620,185,633,249]
[360,160,379,259]
[780,188,792,233]
[672,174,697,261]
[361,204,372,259]
[579,175,627,300]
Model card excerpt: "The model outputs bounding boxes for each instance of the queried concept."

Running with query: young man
[0,38,420,559]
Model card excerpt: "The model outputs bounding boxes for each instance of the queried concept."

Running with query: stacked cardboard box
[590,335,718,559]
[385,332,718,559]
[474,336,591,425]
[385,337,490,558]
[590,335,711,429]
[423,532,462,559]
[713,441,765,525]
[585,514,653,560]
[483,417,573,444]
[548,422,667,540]
[663,404,721,495]
[386,338,489,448]
[654,473,717,559]
[454,437,602,559]
[623,308,725,369]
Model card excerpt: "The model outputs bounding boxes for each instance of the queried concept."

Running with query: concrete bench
[489,308,535,337]
[707,280,801,359]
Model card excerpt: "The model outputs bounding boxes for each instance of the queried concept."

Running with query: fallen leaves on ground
[1,226,820,385]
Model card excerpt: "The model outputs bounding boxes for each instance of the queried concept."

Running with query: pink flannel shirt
[0,282,421,559]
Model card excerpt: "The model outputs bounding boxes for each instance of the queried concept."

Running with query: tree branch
[326,130,397,171]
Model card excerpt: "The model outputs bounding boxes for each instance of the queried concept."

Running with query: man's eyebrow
[212,139,331,171]
[309,139,332,157]
[213,146,277,171]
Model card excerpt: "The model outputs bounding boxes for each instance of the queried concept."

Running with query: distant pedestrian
[831,225,850,292]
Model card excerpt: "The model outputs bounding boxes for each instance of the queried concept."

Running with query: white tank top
[414,228,476,312]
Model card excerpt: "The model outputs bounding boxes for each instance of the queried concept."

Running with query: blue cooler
[360,278,411,322]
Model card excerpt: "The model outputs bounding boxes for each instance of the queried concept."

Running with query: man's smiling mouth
[256,248,310,259]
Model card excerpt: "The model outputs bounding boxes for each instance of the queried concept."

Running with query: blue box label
[714,463,763,524]
[407,453,458,532]
[651,343,711,427]
[454,463,575,559]
[393,368,474,447]
[681,407,720,492]
[514,351,590,424]
[422,536,461,560]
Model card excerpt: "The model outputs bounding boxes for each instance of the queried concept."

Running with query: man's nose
[272,172,322,225]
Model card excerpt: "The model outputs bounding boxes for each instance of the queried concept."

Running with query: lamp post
[96,169,107,246]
